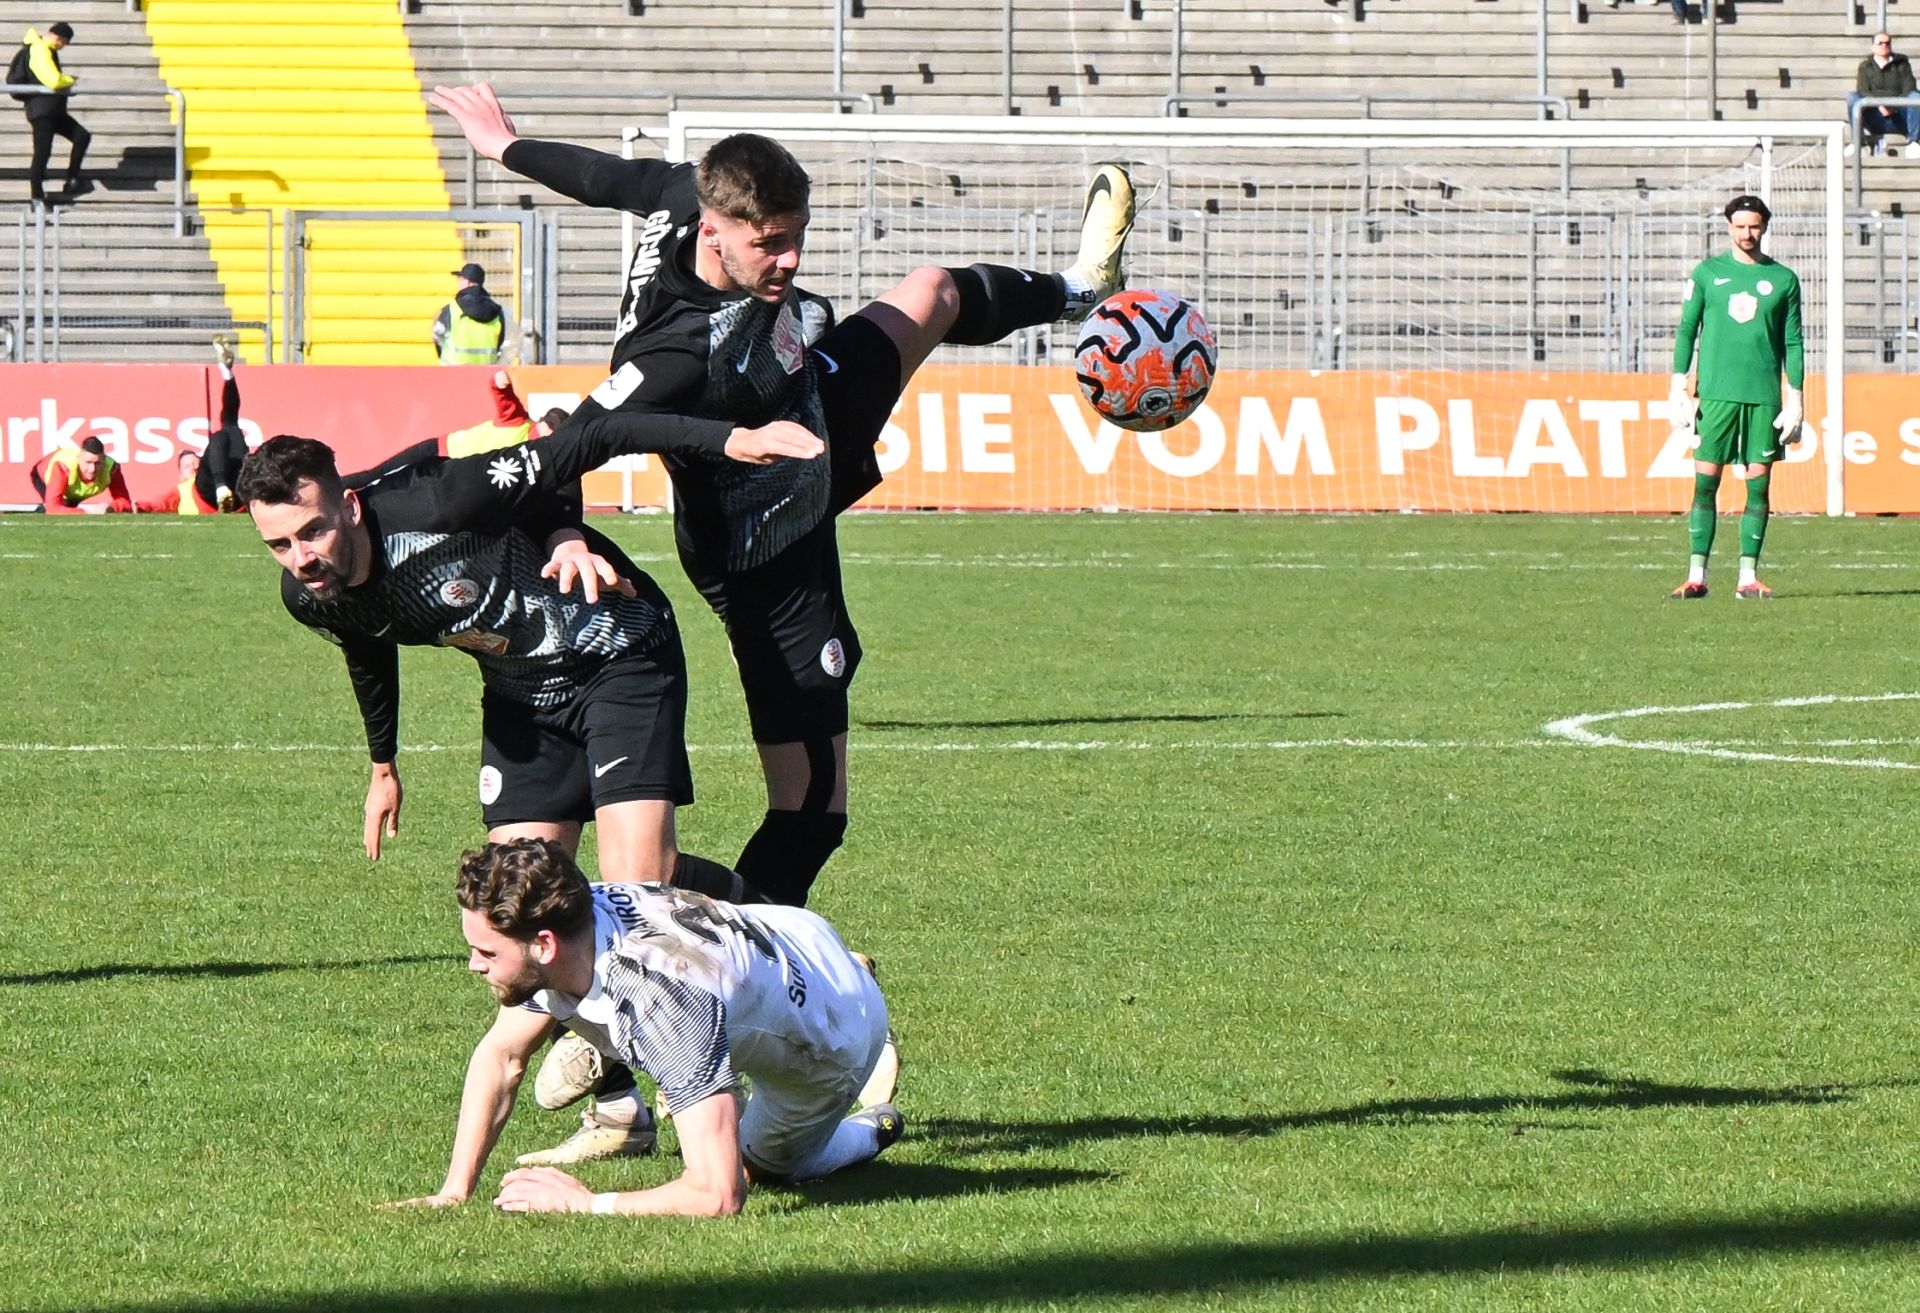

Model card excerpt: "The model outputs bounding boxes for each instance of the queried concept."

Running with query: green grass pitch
[5,508,1920,1312]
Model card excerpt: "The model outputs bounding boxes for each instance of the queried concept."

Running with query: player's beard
[297,532,360,601]
[720,245,791,302]
[488,956,544,1008]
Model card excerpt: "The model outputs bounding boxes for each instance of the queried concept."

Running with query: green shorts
[1694,399,1784,468]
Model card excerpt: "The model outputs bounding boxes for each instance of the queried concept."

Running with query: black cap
[452,262,486,284]
[47,22,73,40]
[1724,194,1772,222]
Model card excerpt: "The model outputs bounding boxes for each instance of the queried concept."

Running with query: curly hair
[455,838,595,941]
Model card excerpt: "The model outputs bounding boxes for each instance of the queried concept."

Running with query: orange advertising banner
[873,365,1837,515]
[5,363,1917,515]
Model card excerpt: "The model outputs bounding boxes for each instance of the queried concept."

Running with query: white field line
[1541,693,1920,770]
[0,736,1560,756]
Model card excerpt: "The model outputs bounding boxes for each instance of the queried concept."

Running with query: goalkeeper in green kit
[1668,194,1804,601]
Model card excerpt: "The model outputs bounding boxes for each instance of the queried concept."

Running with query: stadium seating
[0,0,1914,366]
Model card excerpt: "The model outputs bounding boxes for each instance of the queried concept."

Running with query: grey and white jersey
[521,883,885,1115]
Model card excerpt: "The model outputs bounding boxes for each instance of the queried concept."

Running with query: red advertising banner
[0,365,662,510]
[4,363,1916,514]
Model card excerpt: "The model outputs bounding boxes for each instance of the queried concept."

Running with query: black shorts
[811,313,902,514]
[687,519,862,745]
[476,637,694,829]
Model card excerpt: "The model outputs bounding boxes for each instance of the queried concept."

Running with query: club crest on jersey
[820,637,847,678]
[772,302,807,375]
[443,629,509,655]
[478,765,502,805]
[440,578,480,607]
[1727,291,1758,324]
[1757,279,1774,296]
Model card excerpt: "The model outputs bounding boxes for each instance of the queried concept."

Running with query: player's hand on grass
[725,421,825,465]
[542,532,637,604]
[1775,388,1804,444]
[495,1166,595,1214]
[428,82,519,161]
[364,763,402,861]
[378,1192,465,1211]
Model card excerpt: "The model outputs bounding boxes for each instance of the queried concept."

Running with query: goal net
[655,114,1845,515]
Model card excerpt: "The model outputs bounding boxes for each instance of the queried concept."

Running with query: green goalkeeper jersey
[1673,251,1804,405]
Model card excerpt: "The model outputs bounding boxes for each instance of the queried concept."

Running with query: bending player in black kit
[237,413,820,1166]
[432,81,1136,908]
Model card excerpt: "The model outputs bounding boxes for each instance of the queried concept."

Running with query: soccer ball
[1073,289,1217,431]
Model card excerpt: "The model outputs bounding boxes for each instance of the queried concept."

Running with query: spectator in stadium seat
[1846,32,1920,158]
[434,262,512,365]
[9,22,90,206]
[31,436,132,514]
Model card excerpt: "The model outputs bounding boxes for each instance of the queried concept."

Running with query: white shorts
[734,911,889,1177]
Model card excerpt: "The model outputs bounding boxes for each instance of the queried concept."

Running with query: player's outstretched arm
[427,82,519,162]
[725,422,827,465]
[384,1006,553,1210]
[364,760,402,861]
[494,1089,747,1217]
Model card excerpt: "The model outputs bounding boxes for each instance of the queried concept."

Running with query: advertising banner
[3,363,1914,514]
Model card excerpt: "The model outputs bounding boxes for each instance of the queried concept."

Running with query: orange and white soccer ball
[1073,289,1217,432]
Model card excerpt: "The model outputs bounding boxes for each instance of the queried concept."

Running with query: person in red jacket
[31,436,132,513]
[136,449,220,515]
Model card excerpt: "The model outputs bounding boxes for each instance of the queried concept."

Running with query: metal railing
[2,83,187,235]
[1848,94,1920,205]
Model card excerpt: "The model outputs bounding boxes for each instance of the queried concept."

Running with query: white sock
[591,1090,644,1127]
[1687,559,1707,586]
[786,1116,883,1182]
[1738,557,1758,587]
[219,364,233,381]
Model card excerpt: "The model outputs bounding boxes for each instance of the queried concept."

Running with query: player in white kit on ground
[388,838,901,1216]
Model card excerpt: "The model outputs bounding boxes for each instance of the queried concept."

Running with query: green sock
[1740,469,1771,562]
[1688,471,1722,559]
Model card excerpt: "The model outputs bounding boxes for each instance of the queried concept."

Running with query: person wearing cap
[433,261,512,365]
[1667,194,1804,603]
[8,21,90,206]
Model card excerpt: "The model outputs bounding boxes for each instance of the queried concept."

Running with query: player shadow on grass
[104,1200,1920,1312]
[859,711,1344,731]
[0,953,462,988]
[772,1161,1113,1207]
[911,1067,1878,1156]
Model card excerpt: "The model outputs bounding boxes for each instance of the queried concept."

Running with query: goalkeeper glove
[1774,389,1804,445]
[1667,373,1694,432]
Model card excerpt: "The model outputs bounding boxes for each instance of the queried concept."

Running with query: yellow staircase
[143,0,463,363]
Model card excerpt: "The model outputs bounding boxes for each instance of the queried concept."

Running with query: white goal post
[638,113,1846,516]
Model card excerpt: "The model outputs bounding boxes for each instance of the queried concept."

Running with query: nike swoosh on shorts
[593,756,630,778]
[816,351,840,374]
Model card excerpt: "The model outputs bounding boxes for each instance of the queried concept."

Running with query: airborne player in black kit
[431,81,1137,909]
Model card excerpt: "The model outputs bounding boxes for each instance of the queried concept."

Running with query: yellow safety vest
[440,306,504,364]
[445,419,533,460]
[57,449,116,503]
